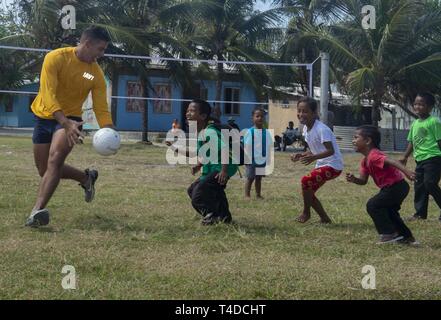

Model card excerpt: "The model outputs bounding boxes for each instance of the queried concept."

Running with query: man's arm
[53,110,84,147]
[92,68,114,128]
[40,53,63,115]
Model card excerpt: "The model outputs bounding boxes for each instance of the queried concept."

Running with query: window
[153,84,172,114]
[224,88,240,115]
[126,81,144,113]
[5,96,13,112]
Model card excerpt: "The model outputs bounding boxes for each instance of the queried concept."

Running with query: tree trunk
[372,79,385,127]
[372,98,382,127]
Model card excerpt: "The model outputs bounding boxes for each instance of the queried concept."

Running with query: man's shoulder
[46,47,74,60]
[91,62,105,74]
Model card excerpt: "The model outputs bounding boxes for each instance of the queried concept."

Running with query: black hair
[416,92,436,108]
[81,26,111,43]
[297,96,318,113]
[191,99,212,118]
[356,125,381,149]
[252,107,265,116]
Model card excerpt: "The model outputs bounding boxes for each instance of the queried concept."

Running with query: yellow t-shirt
[31,47,112,127]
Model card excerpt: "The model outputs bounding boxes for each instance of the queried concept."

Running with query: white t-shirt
[302,120,344,170]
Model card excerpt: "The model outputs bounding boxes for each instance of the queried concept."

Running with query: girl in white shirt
[291,97,344,224]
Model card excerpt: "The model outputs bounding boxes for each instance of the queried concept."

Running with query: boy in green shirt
[400,93,441,221]
[169,99,238,225]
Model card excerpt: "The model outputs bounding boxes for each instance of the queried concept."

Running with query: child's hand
[215,170,229,185]
[165,141,172,146]
[404,169,416,182]
[300,152,315,165]
[291,153,303,162]
[346,173,357,183]
[191,165,201,176]
[398,157,408,166]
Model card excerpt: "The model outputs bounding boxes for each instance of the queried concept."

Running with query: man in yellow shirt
[26,26,115,227]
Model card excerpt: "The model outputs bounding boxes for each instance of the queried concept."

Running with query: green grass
[1,136,441,300]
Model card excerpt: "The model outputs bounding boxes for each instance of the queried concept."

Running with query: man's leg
[32,129,75,211]
[33,143,87,183]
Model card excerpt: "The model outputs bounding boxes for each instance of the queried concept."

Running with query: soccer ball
[93,128,121,156]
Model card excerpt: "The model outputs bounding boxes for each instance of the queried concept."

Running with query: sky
[256,0,273,12]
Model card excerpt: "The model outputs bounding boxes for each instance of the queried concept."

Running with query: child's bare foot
[245,195,251,200]
[296,213,311,223]
[256,195,264,200]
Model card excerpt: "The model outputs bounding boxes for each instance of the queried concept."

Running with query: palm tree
[272,0,346,94]
[161,0,284,119]
[0,4,32,104]
[3,0,194,141]
[299,0,441,125]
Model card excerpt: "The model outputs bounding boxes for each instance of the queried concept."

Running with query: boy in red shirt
[346,126,418,244]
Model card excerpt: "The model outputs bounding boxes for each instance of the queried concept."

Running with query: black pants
[414,156,441,219]
[366,180,413,238]
[187,172,231,220]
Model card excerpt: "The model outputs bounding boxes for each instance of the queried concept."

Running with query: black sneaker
[25,209,50,227]
[81,169,98,203]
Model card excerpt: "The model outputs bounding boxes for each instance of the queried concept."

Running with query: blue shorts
[32,115,83,144]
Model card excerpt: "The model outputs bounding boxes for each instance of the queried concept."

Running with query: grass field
[1,136,441,300]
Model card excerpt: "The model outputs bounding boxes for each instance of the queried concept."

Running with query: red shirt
[360,148,404,188]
